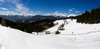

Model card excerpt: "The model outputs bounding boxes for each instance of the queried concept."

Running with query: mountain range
[0,15,68,23]
[0,15,32,22]
[18,15,67,23]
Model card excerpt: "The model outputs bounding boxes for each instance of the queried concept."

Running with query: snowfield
[0,19,100,49]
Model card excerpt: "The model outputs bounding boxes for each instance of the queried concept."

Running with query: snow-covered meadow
[0,19,100,49]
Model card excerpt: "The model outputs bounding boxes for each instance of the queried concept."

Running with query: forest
[0,17,56,33]
[76,7,100,24]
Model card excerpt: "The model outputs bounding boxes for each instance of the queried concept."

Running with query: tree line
[76,7,100,24]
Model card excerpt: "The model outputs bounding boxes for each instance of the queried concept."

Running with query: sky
[0,0,100,16]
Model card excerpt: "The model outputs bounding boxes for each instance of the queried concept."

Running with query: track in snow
[59,30,100,35]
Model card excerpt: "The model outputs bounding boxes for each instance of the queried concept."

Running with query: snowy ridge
[0,19,100,49]
[46,19,100,35]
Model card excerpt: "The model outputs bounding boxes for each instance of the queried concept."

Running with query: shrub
[55,31,60,34]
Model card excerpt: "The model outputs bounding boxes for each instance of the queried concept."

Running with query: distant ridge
[22,15,67,23]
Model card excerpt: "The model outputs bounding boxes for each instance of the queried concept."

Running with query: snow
[0,19,100,49]
[46,19,100,35]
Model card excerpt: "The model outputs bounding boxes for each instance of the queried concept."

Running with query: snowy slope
[46,19,100,35]
[0,19,100,49]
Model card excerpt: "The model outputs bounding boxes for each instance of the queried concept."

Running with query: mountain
[0,15,67,23]
[0,17,57,33]
[16,15,67,23]
[0,19,100,49]
[0,15,32,22]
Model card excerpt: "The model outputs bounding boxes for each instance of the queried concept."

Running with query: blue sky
[0,0,100,16]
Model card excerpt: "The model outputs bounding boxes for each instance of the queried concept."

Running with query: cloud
[36,11,41,13]
[0,7,8,10]
[44,13,51,15]
[53,11,67,16]
[8,4,15,9]
[0,0,4,2]
[6,0,29,14]
[26,0,29,5]
[0,0,19,3]
[76,11,80,13]
[15,3,29,14]
[0,10,19,15]
[68,14,77,17]
[69,9,72,11]
[69,12,71,13]
[0,0,30,15]
[6,0,20,4]
[28,11,37,15]
[72,8,75,9]
[69,8,75,12]
[0,10,36,16]
[44,11,67,17]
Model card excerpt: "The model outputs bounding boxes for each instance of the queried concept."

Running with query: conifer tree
[1,18,6,26]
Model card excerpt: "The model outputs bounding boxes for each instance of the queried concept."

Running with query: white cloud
[30,11,34,14]
[28,11,37,15]
[69,9,72,11]
[0,0,20,3]
[26,0,29,5]
[72,8,75,9]
[69,12,71,13]
[0,7,8,10]
[36,11,41,13]
[15,3,29,14]
[0,0,4,2]
[44,11,67,17]
[0,10,19,15]
[0,0,30,15]
[69,8,75,12]
[68,14,77,17]
[6,0,20,4]
[44,13,51,15]
[8,4,14,9]
[53,11,67,16]
[76,11,80,13]
[6,0,30,14]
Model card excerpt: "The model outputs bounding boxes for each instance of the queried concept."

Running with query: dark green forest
[76,7,100,24]
[0,17,56,33]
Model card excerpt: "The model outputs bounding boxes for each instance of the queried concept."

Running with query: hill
[0,17,56,33]
[0,19,100,49]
